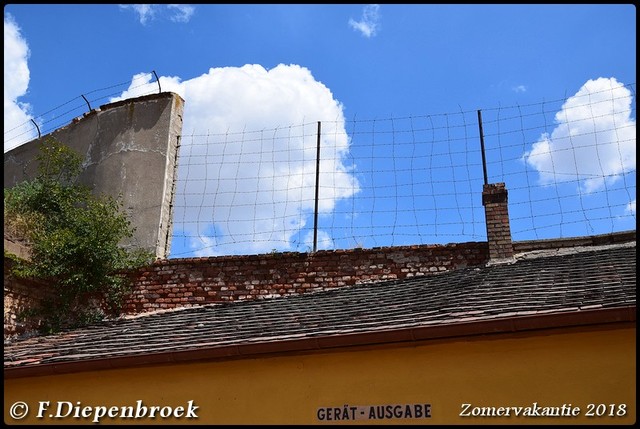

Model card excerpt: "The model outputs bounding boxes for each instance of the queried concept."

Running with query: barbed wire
[3,73,160,151]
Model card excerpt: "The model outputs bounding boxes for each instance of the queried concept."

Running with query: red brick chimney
[482,182,514,263]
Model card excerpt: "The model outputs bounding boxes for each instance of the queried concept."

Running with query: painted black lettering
[393,405,402,418]
[415,404,423,418]
[333,408,341,420]
[350,407,357,420]
[341,406,351,420]
[385,405,394,419]
[404,405,413,418]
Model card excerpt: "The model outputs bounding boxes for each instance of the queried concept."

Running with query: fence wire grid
[4,75,635,258]
[171,83,636,257]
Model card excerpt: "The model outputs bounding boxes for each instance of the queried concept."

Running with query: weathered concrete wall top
[3,92,184,259]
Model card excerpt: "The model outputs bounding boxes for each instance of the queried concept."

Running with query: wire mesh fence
[4,75,635,257]
[171,81,636,256]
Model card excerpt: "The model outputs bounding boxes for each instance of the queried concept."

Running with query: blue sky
[4,4,636,257]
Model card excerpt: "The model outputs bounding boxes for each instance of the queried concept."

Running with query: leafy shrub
[4,138,153,333]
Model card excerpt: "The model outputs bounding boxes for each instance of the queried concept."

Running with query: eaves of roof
[4,306,635,380]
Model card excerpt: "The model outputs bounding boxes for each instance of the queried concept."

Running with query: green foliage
[4,138,153,333]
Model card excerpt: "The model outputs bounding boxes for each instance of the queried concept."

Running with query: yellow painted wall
[4,325,635,425]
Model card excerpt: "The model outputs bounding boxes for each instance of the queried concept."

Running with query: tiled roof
[4,242,636,371]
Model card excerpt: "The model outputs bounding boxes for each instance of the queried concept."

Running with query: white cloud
[190,235,217,258]
[114,64,360,256]
[349,4,380,38]
[167,4,195,23]
[523,77,636,194]
[4,13,36,152]
[626,199,636,215]
[302,230,333,252]
[119,4,195,25]
[119,4,158,25]
[512,85,527,93]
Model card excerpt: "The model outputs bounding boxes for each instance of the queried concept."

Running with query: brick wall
[3,258,52,339]
[124,242,489,314]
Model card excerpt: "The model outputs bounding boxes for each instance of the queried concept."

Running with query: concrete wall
[3,92,184,259]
